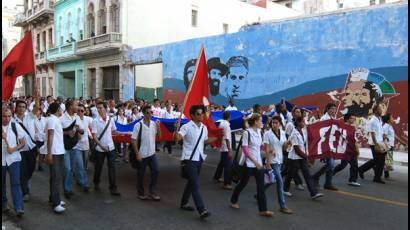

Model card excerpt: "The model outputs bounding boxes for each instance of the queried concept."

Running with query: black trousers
[49,155,64,208]
[163,141,173,154]
[230,167,267,212]
[359,146,386,181]
[333,157,359,182]
[284,159,318,196]
[93,150,117,191]
[281,151,303,186]
[20,147,37,195]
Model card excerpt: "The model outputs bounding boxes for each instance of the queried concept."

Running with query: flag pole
[179,44,205,120]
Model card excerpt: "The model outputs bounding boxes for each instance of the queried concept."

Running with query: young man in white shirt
[2,107,25,217]
[161,103,175,155]
[358,103,387,184]
[213,111,233,189]
[72,104,92,192]
[14,98,40,202]
[312,103,338,191]
[45,102,67,213]
[132,106,161,201]
[174,105,218,220]
[225,99,238,111]
[92,101,121,196]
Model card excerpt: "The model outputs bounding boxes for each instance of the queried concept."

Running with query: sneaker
[311,193,324,200]
[284,191,293,197]
[16,210,24,217]
[110,190,121,196]
[60,201,66,206]
[280,208,293,214]
[223,184,233,190]
[295,184,305,191]
[199,210,211,220]
[324,185,338,191]
[348,182,361,187]
[53,204,65,213]
[148,194,161,201]
[180,204,195,211]
[138,195,148,200]
[23,194,30,202]
[259,211,274,217]
[229,203,240,209]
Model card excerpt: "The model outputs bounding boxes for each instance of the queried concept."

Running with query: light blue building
[46,0,85,98]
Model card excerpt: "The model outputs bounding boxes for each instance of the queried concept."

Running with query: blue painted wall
[127,3,408,111]
[54,0,85,46]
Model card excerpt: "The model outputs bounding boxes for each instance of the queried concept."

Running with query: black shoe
[359,171,364,179]
[324,185,338,191]
[110,190,121,196]
[83,187,90,193]
[94,185,101,192]
[180,204,195,211]
[373,179,386,184]
[64,191,74,199]
[37,166,44,171]
[200,210,211,220]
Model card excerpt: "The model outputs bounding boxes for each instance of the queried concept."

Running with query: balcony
[35,51,47,65]
[25,0,54,24]
[76,33,122,57]
[46,43,76,62]
[13,13,27,27]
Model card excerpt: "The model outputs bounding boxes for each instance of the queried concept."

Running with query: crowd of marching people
[2,94,404,220]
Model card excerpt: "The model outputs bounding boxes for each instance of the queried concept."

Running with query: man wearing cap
[207,57,228,96]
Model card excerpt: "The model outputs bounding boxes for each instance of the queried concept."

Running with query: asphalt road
[2,147,408,230]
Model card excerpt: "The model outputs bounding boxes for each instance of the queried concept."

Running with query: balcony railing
[26,0,54,21]
[46,42,76,61]
[76,33,122,54]
[13,12,26,26]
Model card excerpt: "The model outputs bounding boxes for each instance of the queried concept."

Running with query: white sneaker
[60,201,66,206]
[284,192,293,197]
[348,182,361,187]
[311,193,324,200]
[295,184,305,191]
[53,204,65,213]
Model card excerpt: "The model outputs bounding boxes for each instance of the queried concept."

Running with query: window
[77,8,81,26]
[338,3,343,8]
[88,3,95,38]
[370,0,376,5]
[59,16,63,44]
[42,31,46,51]
[42,77,47,96]
[60,36,64,45]
[110,4,120,33]
[379,0,386,4]
[285,2,292,8]
[67,12,72,34]
[36,33,40,52]
[223,23,229,34]
[48,28,53,48]
[99,0,107,35]
[79,30,83,40]
[191,9,198,27]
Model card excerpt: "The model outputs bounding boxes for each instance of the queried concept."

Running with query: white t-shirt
[285,121,295,137]
[92,115,117,152]
[13,112,37,151]
[288,128,308,160]
[241,128,263,168]
[60,112,79,129]
[219,120,232,152]
[115,115,128,125]
[2,122,24,166]
[263,129,286,164]
[161,110,175,119]
[368,116,384,146]
[152,106,164,117]
[179,121,208,161]
[90,106,98,118]
[383,123,395,148]
[46,115,65,155]
[74,116,93,151]
[131,120,157,158]
[34,115,46,142]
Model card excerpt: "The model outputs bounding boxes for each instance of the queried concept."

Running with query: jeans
[181,160,206,214]
[359,146,386,181]
[264,163,286,209]
[284,159,318,197]
[137,155,159,196]
[2,162,24,211]
[313,157,335,187]
[93,150,117,191]
[333,157,359,182]
[231,167,268,212]
[163,141,173,154]
[213,151,232,185]
[49,155,64,208]
[64,149,89,192]
[20,147,37,195]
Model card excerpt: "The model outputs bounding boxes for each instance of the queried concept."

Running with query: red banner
[307,119,357,161]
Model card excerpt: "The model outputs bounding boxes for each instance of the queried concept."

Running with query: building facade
[13,0,55,97]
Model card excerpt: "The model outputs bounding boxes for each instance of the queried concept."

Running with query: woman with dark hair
[230,114,274,217]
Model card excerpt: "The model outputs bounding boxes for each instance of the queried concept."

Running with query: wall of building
[54,0,85,46]
[55,60,85,98]
[128,3,408,147]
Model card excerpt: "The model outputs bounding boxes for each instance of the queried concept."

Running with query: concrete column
[107,5,111,33]
[95,67,103,98]
[83,68,89,99]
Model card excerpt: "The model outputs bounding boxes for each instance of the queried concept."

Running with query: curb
[358,157,408,167]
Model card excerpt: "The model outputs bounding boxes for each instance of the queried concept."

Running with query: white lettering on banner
[317,126,330,156]
[317,125,348,156]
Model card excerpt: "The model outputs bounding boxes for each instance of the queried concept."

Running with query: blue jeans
[264,163,286,209]
[2,162,24,211]
[137,155,159,195]
[64,148,89,192]
[181,160,206,214]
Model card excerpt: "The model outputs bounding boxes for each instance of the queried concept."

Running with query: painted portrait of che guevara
[183,59,197,91]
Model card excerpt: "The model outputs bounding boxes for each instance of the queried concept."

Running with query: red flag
[182,46,223,146]
[2,31,35,101]
[307,119,357,161]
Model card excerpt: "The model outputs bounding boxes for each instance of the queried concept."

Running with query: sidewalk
[358,148,408,166]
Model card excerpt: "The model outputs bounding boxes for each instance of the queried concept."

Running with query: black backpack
[129,122,143,169]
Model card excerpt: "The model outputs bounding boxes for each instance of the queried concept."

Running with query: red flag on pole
[2,31,35,101]
[182,46,223,146]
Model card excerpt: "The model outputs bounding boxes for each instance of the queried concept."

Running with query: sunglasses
[195,112,203,116]
[144,111,153,115]
[78,109,84,112]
